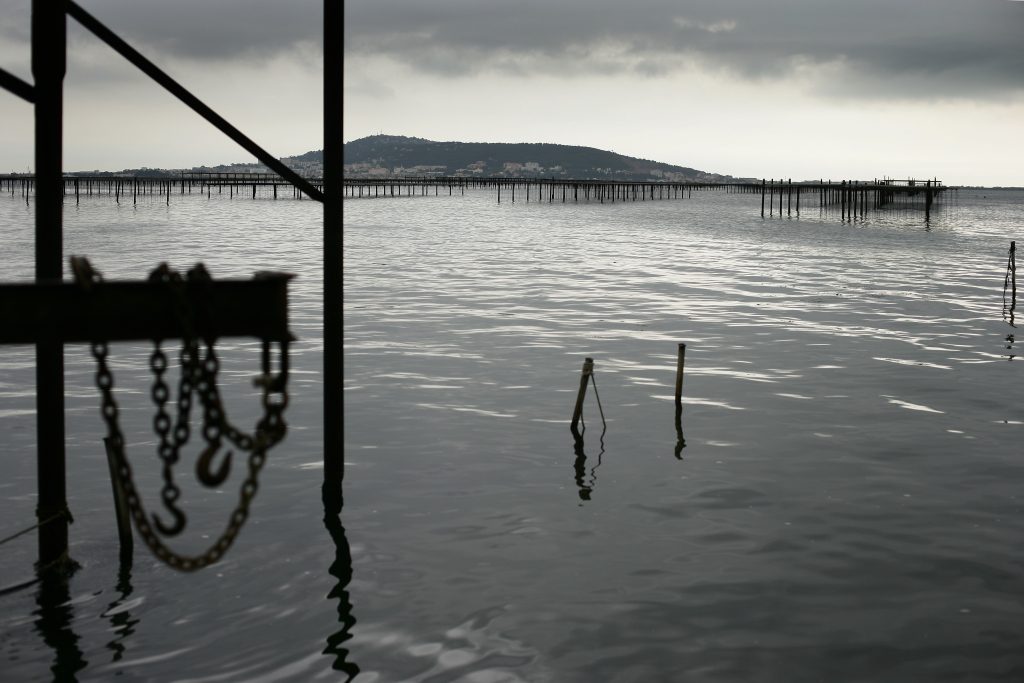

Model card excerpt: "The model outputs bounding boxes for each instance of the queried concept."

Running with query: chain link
[80,258,289,572]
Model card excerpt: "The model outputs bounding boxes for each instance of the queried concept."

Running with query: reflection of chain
[80,258,289,572]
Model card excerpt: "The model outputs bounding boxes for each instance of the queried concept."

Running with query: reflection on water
[322,486,360,680]
[674,406,687,459]
[34,571,87,681]
[1002,241,1016,327]
[571,431,604,502]
[101,562,138,664]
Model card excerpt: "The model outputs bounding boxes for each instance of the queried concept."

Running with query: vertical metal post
[323,0,343,503]
[33,0,69,568]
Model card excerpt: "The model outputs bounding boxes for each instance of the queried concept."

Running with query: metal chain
[80,258,289,572]
[150,341,187,536]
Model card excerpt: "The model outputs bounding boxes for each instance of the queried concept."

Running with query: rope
[0,509,71,548]
[589,373,607,429]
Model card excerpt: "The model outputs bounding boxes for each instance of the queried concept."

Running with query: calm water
[2,185,1023,681]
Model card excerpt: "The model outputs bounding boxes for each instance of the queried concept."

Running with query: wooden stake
[570,357,594,435]
[674,343,686,408]
[103,437,133,561]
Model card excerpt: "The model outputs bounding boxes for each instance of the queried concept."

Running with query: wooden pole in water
[570,357,594,434]
[103,437,133,560]
[761,179,765,217]
[674,343,686,409]
[1012,241,1017,306]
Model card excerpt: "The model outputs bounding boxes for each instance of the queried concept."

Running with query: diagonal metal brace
[0,66,35,103]
[65,0,324,203]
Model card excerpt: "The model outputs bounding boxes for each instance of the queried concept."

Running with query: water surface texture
[2,186,1023,681]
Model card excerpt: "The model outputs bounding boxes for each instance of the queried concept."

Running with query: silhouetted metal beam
[323,0,343,493]
[65,1,324,203]
[33,0,68,569]
[0,274,294,344]
[0,67,35,103]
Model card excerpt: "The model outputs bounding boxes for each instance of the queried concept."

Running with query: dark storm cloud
[0,1,321,62]
[343,0,1024,99]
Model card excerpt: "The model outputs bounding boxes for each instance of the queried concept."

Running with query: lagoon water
[2,185,1023,681]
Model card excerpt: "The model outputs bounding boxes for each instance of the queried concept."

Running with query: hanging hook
[152,506,186,537]
[196,444,232,487]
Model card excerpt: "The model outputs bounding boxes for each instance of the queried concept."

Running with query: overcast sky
[1,1,1021,185]
[345,0,1024,186]
[0,0,322,172]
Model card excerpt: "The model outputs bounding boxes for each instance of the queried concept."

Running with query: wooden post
[760,179,765,217]
[570,357,594,435]
[1012,241,1017,307]
[103,438,133,561]
[32,0,69,570]
[674,343,686,408]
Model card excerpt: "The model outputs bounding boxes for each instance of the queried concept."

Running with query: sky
[0,0,322,172]
[344,0,1024,187]
[0,2,1021,185]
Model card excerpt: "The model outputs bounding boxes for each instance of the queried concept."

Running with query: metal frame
[0,0,342,567]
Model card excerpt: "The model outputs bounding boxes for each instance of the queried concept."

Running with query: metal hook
[196,444,232,487]
[152,505,186,537]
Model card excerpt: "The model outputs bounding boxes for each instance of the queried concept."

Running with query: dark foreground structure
[0,1,343,572]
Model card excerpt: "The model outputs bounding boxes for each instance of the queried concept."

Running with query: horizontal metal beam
[0,67,35,103]
[65,1,324,203]
[0,273,294,344]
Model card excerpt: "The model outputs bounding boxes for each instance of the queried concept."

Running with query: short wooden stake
[674,343,686,408]
[1011,241,1017,315]
[1011,241,1017,301]
[570,357,594,434]
[103,437,134,561]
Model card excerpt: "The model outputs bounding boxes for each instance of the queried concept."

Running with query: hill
[342,135,736,182]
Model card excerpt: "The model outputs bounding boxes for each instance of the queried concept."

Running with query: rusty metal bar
[64,0,324,203]
[33,0,69,569]
[0,274,294,344]
[0,66,35,103]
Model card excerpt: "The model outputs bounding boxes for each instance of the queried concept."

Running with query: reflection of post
[1004,241,1017,327]
[572,435,592,501]
[34,573,87,679]
[674,406,686,460]
[103,561,138,663]
[322,488,360,679]
[570,357,594,437]
[571,432,604,502]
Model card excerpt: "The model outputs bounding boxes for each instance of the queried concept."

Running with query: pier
[338,175,953,219]
[1,171,324,204]
[4,173,952,219]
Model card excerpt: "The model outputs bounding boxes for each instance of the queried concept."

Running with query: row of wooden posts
[339,175,951,219]
[5,174,952,219]
[758,178,947,220]
[1,174,322,206]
